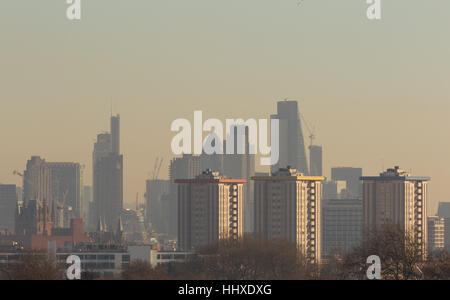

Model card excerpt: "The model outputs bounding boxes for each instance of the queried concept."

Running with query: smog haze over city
[0,0,449,283]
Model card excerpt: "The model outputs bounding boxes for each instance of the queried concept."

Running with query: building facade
[48,162,83,227]
[252,167,324,263]
[23,156,53,207]
[93,115,123,231]
[427,216,445,255]
[331,167,362,199]
[0,185,17,233]
[361,166,430,258]
[309,145,323,176]
[175,170,246,251]
[222,125,255,233]
[322,199,363,257]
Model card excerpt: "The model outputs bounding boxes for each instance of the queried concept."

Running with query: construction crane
[151,157,164,180]
[299,112,316,148]
[156,158,163,180]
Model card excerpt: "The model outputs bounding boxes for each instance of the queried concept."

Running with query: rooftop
[361,166,430,181]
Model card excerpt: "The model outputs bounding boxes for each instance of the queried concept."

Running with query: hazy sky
[0,0,449,213]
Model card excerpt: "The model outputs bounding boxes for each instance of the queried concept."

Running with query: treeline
[122,226,450,280]
[1,225,449,280]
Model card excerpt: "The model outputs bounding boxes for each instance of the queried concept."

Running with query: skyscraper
[83,185,92,228]
[427,216,445,255]
[200,132,223,174]
[271,100,309,175]
[48,162,83,227]
[111,115,120,155]
[93,115,123,231]
[145,179,170,234]
[309,145,323,176]
[23,156,53,207]
[176,170,246,251]
[331,167,363,199]
[253,167,324,263]
[361,166,430,258]
[0,184,17,233]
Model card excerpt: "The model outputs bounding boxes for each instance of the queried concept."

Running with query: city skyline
[1,0,449,215]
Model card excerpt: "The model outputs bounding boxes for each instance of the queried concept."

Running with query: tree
[337,224,424,280]
[3,253,63,280]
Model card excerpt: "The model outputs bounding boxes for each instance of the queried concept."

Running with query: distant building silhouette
[427,216,445,255]
[48,162,83,228]
[23,156,53,210]
[93,115,123,232]
[322,181,338,200]
[309,145,322,176]
[271,100,309,175]
[111,115,120,155]
[200,133,223,174]
[145,179,170,235]
[331,167,362,199]
[0,185,17,233]
[166,154,202,239]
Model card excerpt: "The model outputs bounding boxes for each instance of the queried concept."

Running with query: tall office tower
[48,162,83,227]
[331,167,363,199]
[94,154,123,231]
[427,216,445,255]
[111,114,120,155]
[322,199,363,257]
[145,179,170,234]
[223,125,255,233]
[23,156,53,207]
[170,154,202,180]
[0,185,17,233]
[176,170,246,251]
[361,166,430,258]
[82,186,92,227]
[200,132,223,174]
[270,100,309,175]
[323,181,338,200]
[252,167,324,263]
[93,116,123,231]
[309,145,323,176]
